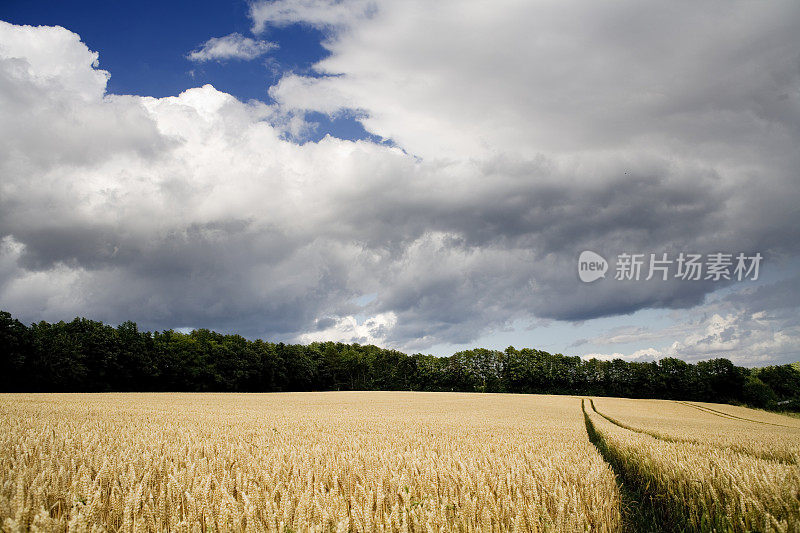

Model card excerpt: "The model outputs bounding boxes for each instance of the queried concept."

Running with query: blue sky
[1,1,798,364]
[4,0,303,100]
[2,0,376,142]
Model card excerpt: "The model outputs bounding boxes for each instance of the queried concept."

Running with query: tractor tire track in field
[582,399,680,533]
[676,401,795,428]
[591,399,796,464]
[589,399,684,441]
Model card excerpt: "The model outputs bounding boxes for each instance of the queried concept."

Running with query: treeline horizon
[1,310,799,410]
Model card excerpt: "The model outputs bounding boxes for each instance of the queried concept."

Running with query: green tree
[742,375,777,408]
[0,311,30,391]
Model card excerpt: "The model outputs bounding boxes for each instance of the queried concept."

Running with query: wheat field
[0,393,621,532]
[584,399,800,532]
[591,397,800,463]
[1,393,798,532]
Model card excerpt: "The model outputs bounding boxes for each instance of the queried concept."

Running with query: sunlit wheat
[0,392,621,532]
[584,399,800,532]
[592,397,800,463]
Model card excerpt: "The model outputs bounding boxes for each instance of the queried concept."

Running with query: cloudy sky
[1,0,799,365]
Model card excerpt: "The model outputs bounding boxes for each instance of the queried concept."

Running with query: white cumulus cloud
[187,32,277,62]
[297,312,398,345]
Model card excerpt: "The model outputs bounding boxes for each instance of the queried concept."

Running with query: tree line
[1,310,798,410]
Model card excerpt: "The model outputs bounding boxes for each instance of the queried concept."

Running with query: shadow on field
[581,399,687,533]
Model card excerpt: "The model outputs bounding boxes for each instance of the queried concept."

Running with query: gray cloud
[575,272,800,365]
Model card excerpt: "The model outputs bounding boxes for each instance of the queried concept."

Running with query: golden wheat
[0,392,620,532]
[689,401,800,426]
[591,397,800,463]
[584,400,800,532]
